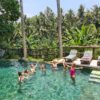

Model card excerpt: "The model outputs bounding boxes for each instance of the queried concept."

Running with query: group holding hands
[18,63,46,83]
[18,63,36,82]
[18,59,76,84]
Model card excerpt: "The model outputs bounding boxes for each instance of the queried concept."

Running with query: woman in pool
[40,63,46,74]
[51,60,58,71]
[23,69,30,78]
[50,58,65,71]
[70,63,76,84]
[40,63,45,71]
[30,64,36,73]
[18,72,24,82]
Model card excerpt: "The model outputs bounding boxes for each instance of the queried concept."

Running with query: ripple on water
[0,61,100,100]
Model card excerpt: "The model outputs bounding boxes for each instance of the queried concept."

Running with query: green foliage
[64,24,98,46]
[13,5,100,50]
[5,50,19,59]
[24,7,57,49]
[7,4,100,50]
[27,56,44,62]
[78,5,85,19]
[92,5,100,28]
[0,0,20,48]
[0,2,99,59]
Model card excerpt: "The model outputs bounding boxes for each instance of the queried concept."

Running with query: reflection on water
[18,83,23,93]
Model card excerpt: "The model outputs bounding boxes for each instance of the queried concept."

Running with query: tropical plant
[64,24,98,46]
[0,0,20,48]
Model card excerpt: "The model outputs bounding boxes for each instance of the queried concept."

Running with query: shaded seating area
[48,45,100,70]
[97,56,100,66]
[65,49,77,62]
[52,46,100,69]
[80,50,93,64]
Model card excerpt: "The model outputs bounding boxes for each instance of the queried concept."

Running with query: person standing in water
[51,60,58,71]
[30,64,36,74]
[18,72,24,83]
[40,63,46,71]
[40,63,46,75]
[70,63,76,84]
[63,62,68,71]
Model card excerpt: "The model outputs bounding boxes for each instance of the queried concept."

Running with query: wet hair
[30,64,34,68]
[72,63,75,68]
[41,63,45,68]
[18,72,22,76]
[24,69,29,73]
[53,59,58,62]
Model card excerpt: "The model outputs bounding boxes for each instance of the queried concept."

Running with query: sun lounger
[80,50,92,64]
[97,56,100,66]
[65,49,77,62]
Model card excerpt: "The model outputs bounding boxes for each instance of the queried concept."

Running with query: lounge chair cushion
[81,50,92,64]
[66,55,76,60]
[70,50,77,55]
[98,56,100,60]
[65,49,77,62]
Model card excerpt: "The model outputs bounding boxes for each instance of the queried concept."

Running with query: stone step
[90,74,100,79]
[91,71,100,76]
[89,78,100,83]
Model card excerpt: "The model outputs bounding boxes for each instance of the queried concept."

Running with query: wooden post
[93,48,95,59]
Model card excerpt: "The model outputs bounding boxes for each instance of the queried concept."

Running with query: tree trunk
[56,0,63,57]
[20,0,27,59]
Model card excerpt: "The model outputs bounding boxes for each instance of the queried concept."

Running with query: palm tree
[20,0,27,59]
[56,0,63,57]
[78,5,85,27]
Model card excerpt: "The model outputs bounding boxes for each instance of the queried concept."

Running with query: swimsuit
[70,68,75,76]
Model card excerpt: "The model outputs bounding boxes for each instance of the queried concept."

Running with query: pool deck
[67,58,100,70]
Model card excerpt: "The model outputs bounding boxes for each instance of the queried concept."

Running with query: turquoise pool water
[0,61,100,100]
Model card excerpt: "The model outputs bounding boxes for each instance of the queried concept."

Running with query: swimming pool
[0,60,100,100]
